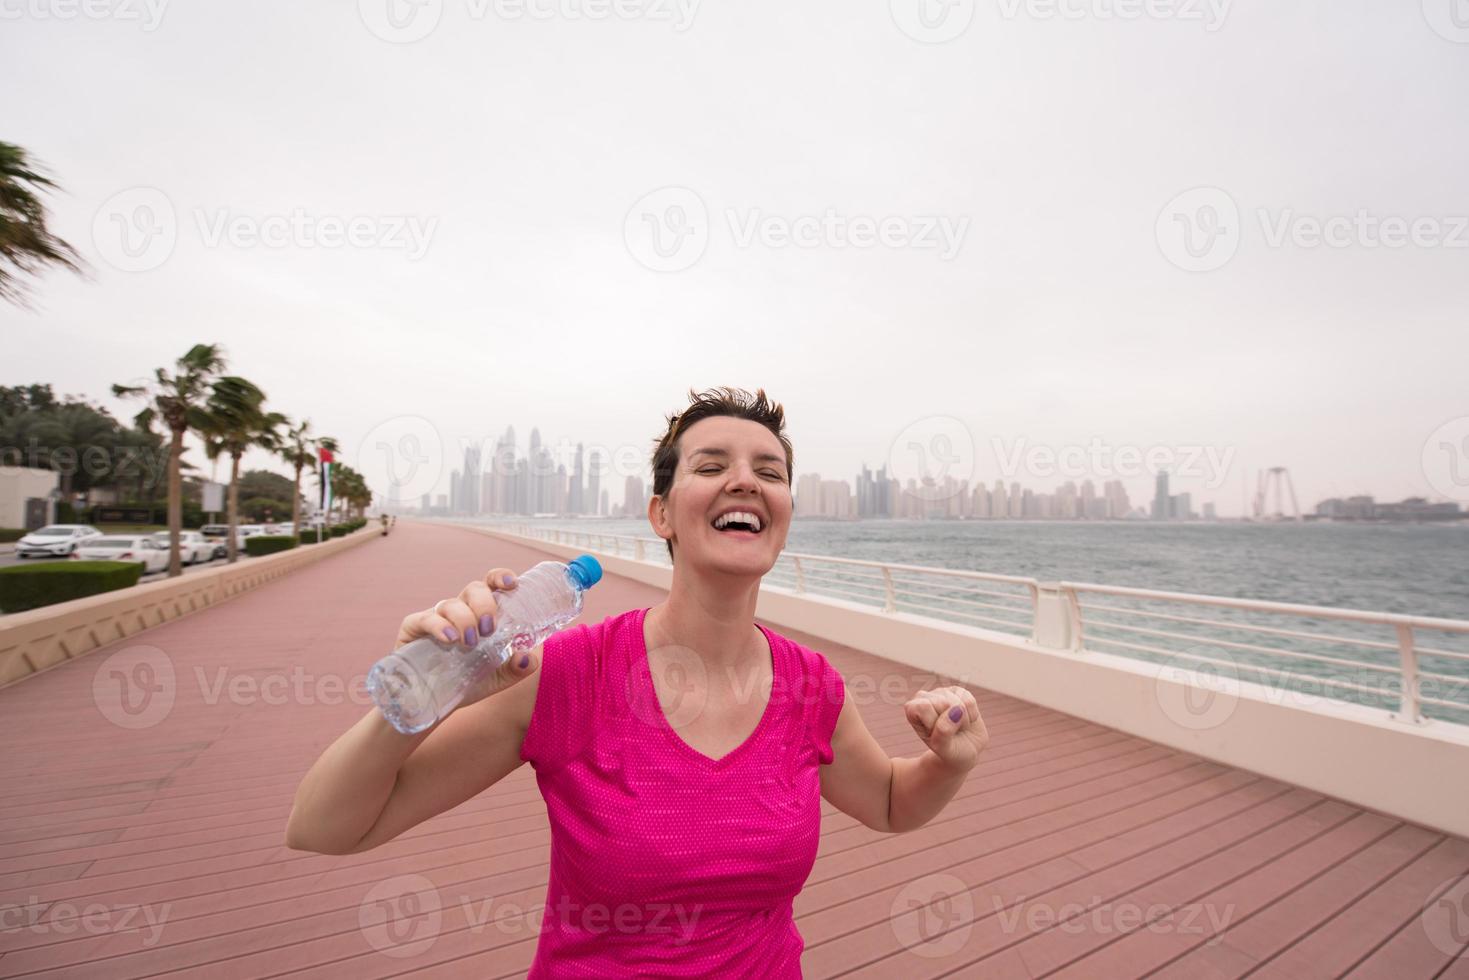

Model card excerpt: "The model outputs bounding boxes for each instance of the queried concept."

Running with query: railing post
[882,567,896,613]
[1033,583,1080,651]
[793,557,806,594]
[1393,624,1423,724]
[635,539,645,562]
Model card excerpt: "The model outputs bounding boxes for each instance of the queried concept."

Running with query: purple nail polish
[480,614,493,635]
[465,626,477,646]
[442,625,459,643]
[518,654,529,668]
[948,705,963,723]
[502,574,514,587]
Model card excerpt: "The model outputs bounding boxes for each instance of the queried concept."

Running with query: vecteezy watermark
[93,645,176,730]
[357,415,446,507]
[1155,186,1240,272]
[890,873,975,957]
[357,874,704,958]
[1157,186,1469,272]
[889,0,1229,44]
[1154,654,1242,731]
[991,895,1236,941]
[992,436,1236,490]
[357,0,699,43]
[1422,416,1469,504]
[91,187,438,272]
[624,186,970,272]
[1420,875,1469,957]
[360,875,443,958]
[0,440,172,488]
[889,0,975,44]
[1421,0,1469,43]
[1152,655,1469,732]
[92,187,178,273]
[0,897,172,946]
[995,0,1230,31]
[91,645,385,729]
[888,416,978,504]
[0,0,169,30]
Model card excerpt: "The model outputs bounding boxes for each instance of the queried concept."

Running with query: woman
[285,387,990,977]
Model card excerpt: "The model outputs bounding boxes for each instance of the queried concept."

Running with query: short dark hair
[650,387,794,562]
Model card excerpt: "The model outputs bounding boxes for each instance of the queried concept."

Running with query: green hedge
[245,535,298,557]
[0,529,24,543]
[297,531,322,545]
[0,561,144,613]
[329,525,349,538]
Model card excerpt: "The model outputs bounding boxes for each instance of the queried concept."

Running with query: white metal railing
[1056,581,1469,726]
[473,521,1469,727]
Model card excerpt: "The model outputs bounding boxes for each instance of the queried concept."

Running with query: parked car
[15,524,103,558]
[148,530,215,566]
[72,535,170,574]
[199,523,266,551]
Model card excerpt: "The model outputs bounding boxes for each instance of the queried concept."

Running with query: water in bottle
[366,554,603,734]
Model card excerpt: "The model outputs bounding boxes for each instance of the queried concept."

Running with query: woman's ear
[647,493,671,541]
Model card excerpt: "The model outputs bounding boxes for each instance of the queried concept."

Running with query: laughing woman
[285,386,990,977]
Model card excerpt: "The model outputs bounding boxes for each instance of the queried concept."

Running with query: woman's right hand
[393,566,540,711]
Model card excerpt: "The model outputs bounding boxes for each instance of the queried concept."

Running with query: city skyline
[403,426,1458,523]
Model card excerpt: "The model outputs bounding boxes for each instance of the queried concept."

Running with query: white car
[237,525,267,547]
[72,535,170,574]
[16,524,103,558]
[149,530,215,566]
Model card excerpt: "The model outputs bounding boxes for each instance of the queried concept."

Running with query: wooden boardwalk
[1,520,1466,978]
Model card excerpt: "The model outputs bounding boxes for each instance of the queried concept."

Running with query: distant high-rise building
[1170,492,1193,520]
[1152,471,1171,520]
[624,475,647,519]
[460,445,482,514]
[587,451,601,517]
[795,473,824,517]
[599,488,608,516]
[570,443,585,515]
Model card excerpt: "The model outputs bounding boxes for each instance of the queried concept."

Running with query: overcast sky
[4,1,1467,517]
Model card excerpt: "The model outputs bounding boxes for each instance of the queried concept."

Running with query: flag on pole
[319,446,335,519]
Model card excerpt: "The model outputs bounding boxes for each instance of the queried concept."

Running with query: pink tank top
[518,606,846,977]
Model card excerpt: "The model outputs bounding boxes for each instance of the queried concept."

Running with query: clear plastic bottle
[366,554,603,734]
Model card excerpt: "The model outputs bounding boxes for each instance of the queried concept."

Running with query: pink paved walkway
[0,520,1466,978]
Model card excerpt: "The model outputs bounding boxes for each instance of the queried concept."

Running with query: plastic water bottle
[366,554,603,734]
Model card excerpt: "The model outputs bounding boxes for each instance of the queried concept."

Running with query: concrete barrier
[467,523,1469,840]
[0,530,378,688]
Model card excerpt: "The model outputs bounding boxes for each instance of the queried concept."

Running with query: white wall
[0,466,59,529]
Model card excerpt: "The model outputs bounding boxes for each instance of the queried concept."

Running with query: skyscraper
[570,443,585,515]
[1152,471,1170,520]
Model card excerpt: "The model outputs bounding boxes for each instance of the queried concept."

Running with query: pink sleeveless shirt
[517,606,846,977]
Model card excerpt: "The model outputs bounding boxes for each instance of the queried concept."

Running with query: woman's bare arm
[820,682,988,833]
[284,566,539,855]
[285,670,539,854]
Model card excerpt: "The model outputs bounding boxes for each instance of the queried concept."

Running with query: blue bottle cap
[568,554,603,590]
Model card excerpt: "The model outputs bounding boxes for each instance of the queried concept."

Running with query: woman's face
[649,415,793,577]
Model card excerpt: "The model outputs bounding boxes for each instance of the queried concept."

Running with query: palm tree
[277,417,315,535]
[331,464,372,520]
[112,344,227,577]
[198,377,284,563]
[0,142,84,306]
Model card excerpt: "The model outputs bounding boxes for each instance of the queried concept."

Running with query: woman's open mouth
[711,510,764,537]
